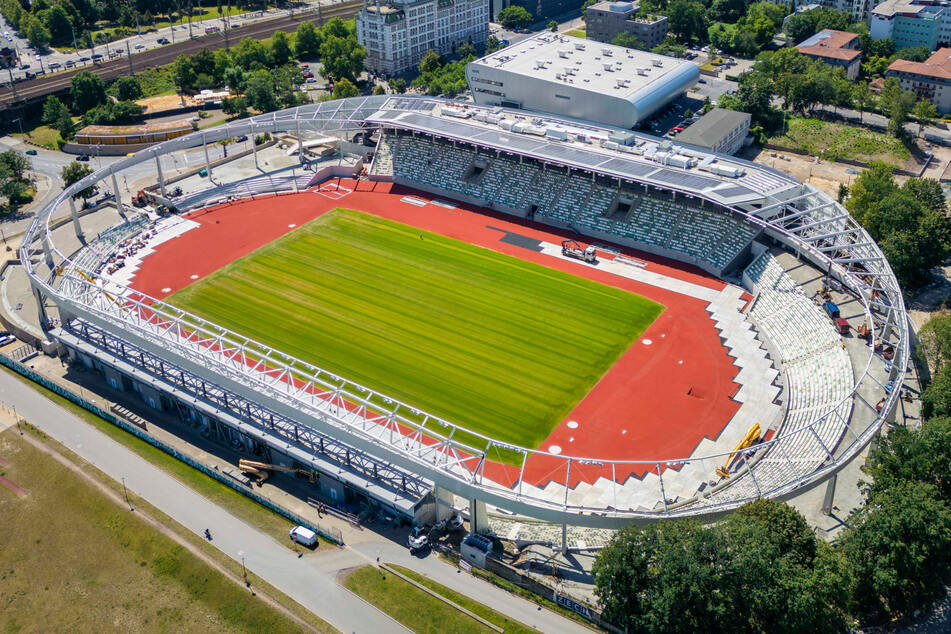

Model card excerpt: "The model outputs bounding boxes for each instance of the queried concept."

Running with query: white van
[289,525,318,547]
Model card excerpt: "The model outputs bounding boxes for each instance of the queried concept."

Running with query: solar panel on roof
[712,185,755,198]
[650,169,720,190]
[597,157,657,177]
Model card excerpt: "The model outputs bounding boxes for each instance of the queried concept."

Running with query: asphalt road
[0,1,362,110]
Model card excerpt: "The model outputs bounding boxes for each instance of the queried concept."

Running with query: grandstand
[18,96,909,540]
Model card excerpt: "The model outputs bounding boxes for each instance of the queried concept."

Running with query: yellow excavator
[715,423,762,479]
[238,459,317,486]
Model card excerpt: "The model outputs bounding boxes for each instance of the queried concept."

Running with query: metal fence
[0,352,344,546]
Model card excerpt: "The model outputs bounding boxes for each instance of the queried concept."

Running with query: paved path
[0,369,410,634]
[0,367,594,633]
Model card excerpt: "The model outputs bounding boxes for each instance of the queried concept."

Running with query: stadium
[20,95,910,540]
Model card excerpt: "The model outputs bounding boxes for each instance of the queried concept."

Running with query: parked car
[134,43,144,49]
[77,154,90,161]
[49,62,61,69]
[407,525,430,552]
[235,135,248,142]
[79,56,90,62]
[157,37,170,44]
[25,149,36,155]
[92,53,103,60]
[303,71,314,78]
[65,60,75,67]
[289,525,318,547]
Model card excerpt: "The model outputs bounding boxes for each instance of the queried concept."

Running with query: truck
[562,240,597,264]
[822,301,840,319]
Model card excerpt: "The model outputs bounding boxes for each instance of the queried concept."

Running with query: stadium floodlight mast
[21,96,910,527]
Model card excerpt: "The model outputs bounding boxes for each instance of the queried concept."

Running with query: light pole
[238,550,249,586]
[122,476,134,511]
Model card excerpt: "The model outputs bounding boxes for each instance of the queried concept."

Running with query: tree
[923,367,951,418]
[784,7,851,44]
[612,32,644,49]
[547,19,557,31]
[22,14,51,49]
[847,164,951,289]
[912,99,938,137]
[42,95,70,126]
[0,150,30,182]
[245,69,278,112]
[388,77,407,93]
[497,5,532,29]
[880,77,916,136]
[841,481,951,623]
[70,71,108,113]
[172,54,196,93]
[863,415,951,503]
[457,41,476,59]
[0,178,28,207]
[332,77,359,99]
[903,177,947,215]
[485,35,502,54]
[852,82,873,123]
[42,4,73,45]
[221,95,248,117]
[269,30,292,66]
[294,21,322,58]
[232,37,269,70]
[667,0,707,42]
[217,137,233,157]
[372,83,386,95]
[223,65,246,92]
[419,49,442,74]
[919,313,951,374]
[318,34,366,82]
[114,75,143,101]
[61,161,95,199]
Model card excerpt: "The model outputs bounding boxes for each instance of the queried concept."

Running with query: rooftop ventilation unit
[603,62,614,71]
[574,42,586,50]
[558,49,570,58]
[636,68,648,75]
[602,48,613,56]
[651,59,663,67]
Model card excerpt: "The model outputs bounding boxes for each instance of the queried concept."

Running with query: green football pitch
[169,209,663,452]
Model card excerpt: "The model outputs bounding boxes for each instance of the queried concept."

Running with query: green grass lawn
[389,565,536,633]
[344,565,533,633]
[769,117,910,164]
[169,209,661,452]
[0,429,323,633]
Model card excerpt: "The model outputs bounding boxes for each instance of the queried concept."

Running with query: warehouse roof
[675,109,751,149]
[469,32,694,99]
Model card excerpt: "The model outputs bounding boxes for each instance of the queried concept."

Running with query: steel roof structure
[21,96,910,527]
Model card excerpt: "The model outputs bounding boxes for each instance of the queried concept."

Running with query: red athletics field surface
[130,179,742,488]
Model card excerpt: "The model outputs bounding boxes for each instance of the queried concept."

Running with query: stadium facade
[22,96,909,533]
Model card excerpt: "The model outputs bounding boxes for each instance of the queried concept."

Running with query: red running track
[130,179,741,489]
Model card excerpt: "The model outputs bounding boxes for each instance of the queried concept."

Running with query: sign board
[459,559,472,573]
[555,593,592,620]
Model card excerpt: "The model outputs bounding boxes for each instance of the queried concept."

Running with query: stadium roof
[365,98,797,207]
[469,32,694,100]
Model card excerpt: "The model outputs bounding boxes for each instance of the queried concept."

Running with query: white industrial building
[465,33,699,129]
[356,0,489,76]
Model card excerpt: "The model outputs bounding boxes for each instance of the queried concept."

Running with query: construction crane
[715,423,762,479]
[561,240,598,264]
[238,459,317,486]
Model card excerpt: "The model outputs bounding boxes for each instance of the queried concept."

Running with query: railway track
[0,0,362,111]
